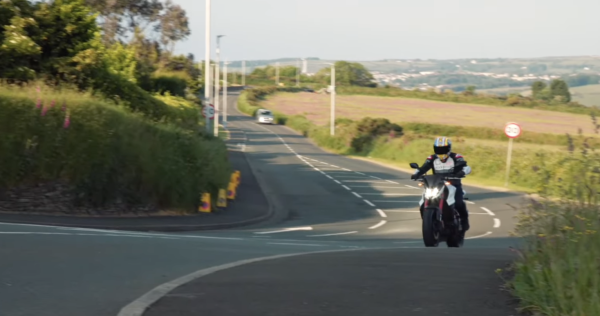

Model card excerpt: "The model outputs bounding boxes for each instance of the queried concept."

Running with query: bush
[507,134,600,316]
[151,75,188,97]
[87,69,200,130]
[0,84,230,211]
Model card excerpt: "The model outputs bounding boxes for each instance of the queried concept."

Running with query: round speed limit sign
[504,122,521,138]
[203,104,215,119]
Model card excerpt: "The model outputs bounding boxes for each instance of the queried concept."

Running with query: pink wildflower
[63,110,70,129]
[41,106,48,116]
[36,99,42,109]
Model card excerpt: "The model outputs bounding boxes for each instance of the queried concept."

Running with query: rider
[410,136,472,231]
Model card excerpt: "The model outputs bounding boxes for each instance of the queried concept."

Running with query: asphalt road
[0,90,526,316]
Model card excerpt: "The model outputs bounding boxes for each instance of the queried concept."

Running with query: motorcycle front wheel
[422,208,440,247]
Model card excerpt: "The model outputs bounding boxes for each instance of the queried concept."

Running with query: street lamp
[223,59,229,126]
[214,34,225,137]
[203,0,211,133]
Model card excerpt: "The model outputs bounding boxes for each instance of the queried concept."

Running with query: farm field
[262,92,595,135]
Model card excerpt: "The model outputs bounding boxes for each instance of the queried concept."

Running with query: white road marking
[405,185,420,189]
[342,180,389,183]
[307,231,358,237]
[376,209,388,218]
[334,180,341,184]
[372,200,419,203]
[384,210,420,213]
[493,218,501,228]
[386,180,399,184]
[0,231,72,235]
[326,175,333,179]
[369,220,387,229]
[466,201,476,205]
[267,242,325,247]
[342,185,351,190]
[352,192,363,198]
[370,176,382,179]
[363,200,375,207]
[465,231,493,239]
[254,227,313,234]
[341,168,351,171]
[480,207,495,216]
[347,185,414,189]
[357,193,421,196]
[355,172,365,175]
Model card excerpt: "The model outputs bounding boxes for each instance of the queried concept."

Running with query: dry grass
[263,92,595,135]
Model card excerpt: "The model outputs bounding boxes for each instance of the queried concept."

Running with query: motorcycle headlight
[424,187,441,199]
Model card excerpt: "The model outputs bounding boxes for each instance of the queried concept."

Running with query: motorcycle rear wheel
[422,209,440,247]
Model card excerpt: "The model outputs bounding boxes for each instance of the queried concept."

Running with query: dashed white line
[493,218,501,228]
[386,180,399,184]
[355,172,365,175]
[405,185,420,189]
[358,193,421,196]
[342,185,351,190]
[369,220,387,229]
[352,192,363,198]
[480,207,495,216]
[334,180,341,184]
[307,231,358,237]
[326,175,333,179]
[363,199,375,207]
[372,200,419,203]
[370,176,382,179]
[376,209,388,218]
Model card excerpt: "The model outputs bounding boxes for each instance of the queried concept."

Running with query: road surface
[0,90,525,316]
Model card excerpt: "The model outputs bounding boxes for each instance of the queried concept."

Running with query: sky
[173,0,600,62]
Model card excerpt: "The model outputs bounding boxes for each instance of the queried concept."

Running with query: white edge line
[376,209,388,218]
[480,207,496,216]
[307,231,358,237]
[493,218,501,228]
[369,220,387,229]
[268,242,325,247]
[465,231,493,239]
[363,199,375,207]
[117,247,402,316]
[386,180,399,184]
[355,172,365,175]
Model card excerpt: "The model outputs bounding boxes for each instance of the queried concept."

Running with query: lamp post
[214,34,224,137]
[203,0,211,133]
[223,59,229,126]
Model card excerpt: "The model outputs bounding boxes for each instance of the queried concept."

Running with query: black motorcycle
[409,161,467,248]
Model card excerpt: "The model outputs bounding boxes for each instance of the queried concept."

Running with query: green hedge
[0,85,230,210]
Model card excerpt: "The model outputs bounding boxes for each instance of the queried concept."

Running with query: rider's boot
[461,216,470,231]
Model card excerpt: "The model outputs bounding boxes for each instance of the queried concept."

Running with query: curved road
[0,90,525,316]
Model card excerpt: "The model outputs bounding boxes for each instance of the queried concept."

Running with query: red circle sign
[202,104,215,119]
[504,122,521,138]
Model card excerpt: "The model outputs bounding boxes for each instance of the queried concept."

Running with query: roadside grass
[0,84,231,212]
[506,149,600,315]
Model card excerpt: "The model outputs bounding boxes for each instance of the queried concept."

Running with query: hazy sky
[173,0,599,61]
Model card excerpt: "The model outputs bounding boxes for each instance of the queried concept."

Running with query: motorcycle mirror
[409,162,419,169]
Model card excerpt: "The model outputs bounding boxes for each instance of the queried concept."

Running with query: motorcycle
[409,161,467,248]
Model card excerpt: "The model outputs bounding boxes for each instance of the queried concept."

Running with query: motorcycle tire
[422,208,440,247]
[446,230,465,248]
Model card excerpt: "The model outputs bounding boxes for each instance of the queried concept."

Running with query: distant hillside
[229,55,600,91]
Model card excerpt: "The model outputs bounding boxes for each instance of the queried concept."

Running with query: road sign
[504,122,521,138]
[203,104,215,119]
[503,122,521,187]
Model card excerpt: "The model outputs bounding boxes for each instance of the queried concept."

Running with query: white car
[256,109,274,124]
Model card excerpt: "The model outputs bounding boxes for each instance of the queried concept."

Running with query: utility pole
[296,59,300,87]
[223,60,229,126]
[242,60,246,86]
[330,64,336,136]
[203,0,211,133]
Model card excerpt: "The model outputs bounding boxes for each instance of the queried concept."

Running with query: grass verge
[0,84,231,212]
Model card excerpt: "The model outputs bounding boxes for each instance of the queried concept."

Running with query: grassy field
[263,92,596,136]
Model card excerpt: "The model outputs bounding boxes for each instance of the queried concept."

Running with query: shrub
[0,85,229,211]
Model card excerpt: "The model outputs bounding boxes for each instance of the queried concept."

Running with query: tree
[84,0,190,51]
[531,81,547,98]
[549,79,571,103]
[316,61,376,87]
